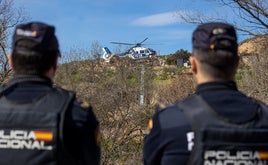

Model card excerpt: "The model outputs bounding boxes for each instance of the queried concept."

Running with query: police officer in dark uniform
[143,22,268,165]
[0,22,100,164]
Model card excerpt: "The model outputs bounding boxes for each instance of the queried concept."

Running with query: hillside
[239,34,268,54]
[0,30,265,165]
[53,34,267,165]
[236,34,267,104]
[238,34,268,65]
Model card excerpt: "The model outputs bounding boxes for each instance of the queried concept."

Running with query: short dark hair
[193,49,239,79]
[11,22,60,75]
[11,47,58,75]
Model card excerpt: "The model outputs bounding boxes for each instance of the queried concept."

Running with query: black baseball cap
[12,22,60,56]
[192,22,237,53]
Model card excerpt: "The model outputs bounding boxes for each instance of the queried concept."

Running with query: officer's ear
[8,54,15,70]
[190,56,197,74]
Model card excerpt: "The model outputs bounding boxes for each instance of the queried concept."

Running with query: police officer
[0,22,100,164]
[143,22,268,165]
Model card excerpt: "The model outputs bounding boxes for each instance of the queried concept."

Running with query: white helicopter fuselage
[103,37,157,62]
[127,47,156,59]
[102,46,156,62]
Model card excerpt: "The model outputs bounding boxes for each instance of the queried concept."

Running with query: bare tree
[177,0,268,35]
[91,41,102,58]
[90,40,103,63]
[0,0,26,83]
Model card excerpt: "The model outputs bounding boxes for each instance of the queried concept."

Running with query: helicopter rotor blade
[140,37,148,44]
[110,42,134,45]
[111,38,151,47]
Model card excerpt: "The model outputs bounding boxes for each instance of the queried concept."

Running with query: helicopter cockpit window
[145,49,149,53]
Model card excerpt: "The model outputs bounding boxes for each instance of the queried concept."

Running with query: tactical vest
[178,95,268,165]
[0,83,75,165]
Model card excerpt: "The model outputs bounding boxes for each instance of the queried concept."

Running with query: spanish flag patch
[34,131,53,141]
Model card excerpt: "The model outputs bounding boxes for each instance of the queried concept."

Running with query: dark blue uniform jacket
[143,81,260,165]
[1,75,100,165]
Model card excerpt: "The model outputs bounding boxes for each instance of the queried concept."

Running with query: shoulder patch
[80,101,90,108]
[148,118,153,130]
[145,118,153,134]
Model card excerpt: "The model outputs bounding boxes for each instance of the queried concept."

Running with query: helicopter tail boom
[102,47,113,62]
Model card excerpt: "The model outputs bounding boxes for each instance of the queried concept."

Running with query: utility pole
[140,64,145,105]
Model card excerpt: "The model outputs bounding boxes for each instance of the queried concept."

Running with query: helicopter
[102,38,157,62]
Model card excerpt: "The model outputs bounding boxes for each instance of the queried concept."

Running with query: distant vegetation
[54,51,195,164]
[53,36,267,164]
[0,34,267,164]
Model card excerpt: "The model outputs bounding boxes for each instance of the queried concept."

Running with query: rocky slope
[238,34,268,65]
[239,34,268,54]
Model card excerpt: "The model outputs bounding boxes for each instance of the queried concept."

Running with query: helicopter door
[133,51,139,58]
[140,50,146,57]
[145,49,150,55]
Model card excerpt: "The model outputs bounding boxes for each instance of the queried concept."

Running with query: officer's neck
[44,67,57,80]
[195,72,234,85]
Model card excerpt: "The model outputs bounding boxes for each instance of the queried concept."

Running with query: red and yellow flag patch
[34,131,53,141]
[258,151,268,160]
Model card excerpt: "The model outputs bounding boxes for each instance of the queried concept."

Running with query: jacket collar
[196,80,238,94]
[7,74,53,87]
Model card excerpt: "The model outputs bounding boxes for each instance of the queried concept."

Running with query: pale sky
[13,0,238,56]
